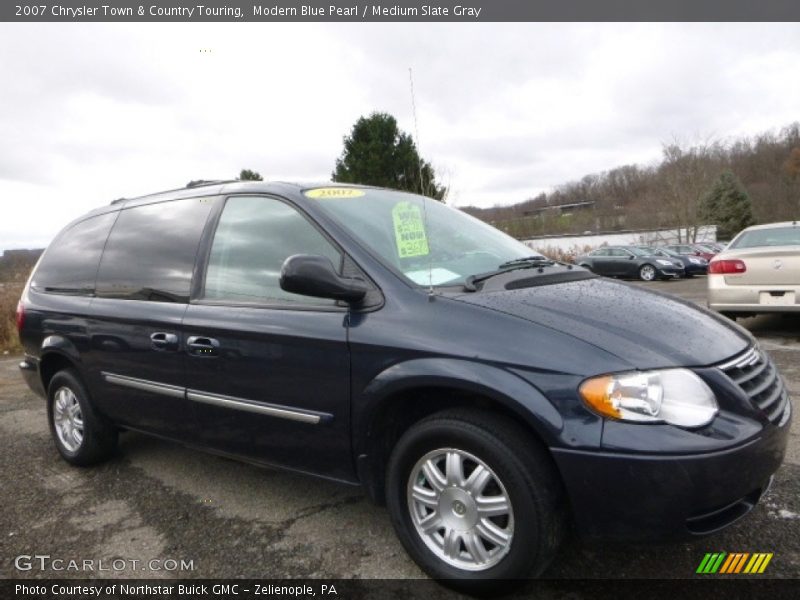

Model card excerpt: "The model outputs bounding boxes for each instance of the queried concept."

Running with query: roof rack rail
[109,179,241,205]
[185,179,233,189]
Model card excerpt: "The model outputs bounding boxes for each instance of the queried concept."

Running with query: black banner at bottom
[3,579,800,600]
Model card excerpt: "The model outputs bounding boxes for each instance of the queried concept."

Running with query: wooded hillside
[464,123,800,241]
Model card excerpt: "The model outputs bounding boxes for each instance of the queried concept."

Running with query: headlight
[579,369,718,427]
[656,259,673,266]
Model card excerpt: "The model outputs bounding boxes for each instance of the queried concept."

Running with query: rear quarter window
[31,212,118,294]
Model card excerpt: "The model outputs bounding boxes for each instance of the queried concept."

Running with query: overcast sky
[1,22,799,249]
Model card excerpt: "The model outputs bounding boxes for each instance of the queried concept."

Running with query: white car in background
[708,221,800,319]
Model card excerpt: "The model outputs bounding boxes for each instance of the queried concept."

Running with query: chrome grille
[718,347,789,424]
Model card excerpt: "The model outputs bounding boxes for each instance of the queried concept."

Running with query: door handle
[150,332,179,351]
[187,336,220,357]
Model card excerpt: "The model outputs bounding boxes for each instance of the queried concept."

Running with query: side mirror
[628,254,635,259]
[280,254,368,303]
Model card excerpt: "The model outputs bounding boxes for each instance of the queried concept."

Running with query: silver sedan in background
[708,221,800,319]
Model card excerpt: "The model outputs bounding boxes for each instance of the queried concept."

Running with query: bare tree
[463,121,800,239]
[655,140,723,242]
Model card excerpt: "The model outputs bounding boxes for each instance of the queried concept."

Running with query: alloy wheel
[407,448,514,571]
[640,265,656,281]
[53,386,84,452]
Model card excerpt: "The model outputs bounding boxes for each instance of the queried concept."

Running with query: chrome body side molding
[186,389,325,424]
[101,371,327,424]
[102,371,186,399]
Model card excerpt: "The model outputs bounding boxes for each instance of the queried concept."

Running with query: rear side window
[203,195,342,306]
[31,212,117,294]
[95,198,214,302]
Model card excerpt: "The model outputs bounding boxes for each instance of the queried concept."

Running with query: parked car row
[663,243,719,261]
[575,242,719,281]
[571,223,798,317]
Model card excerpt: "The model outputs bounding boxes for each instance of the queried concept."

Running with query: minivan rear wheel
[47,369,117,466]
[386,409,565,590]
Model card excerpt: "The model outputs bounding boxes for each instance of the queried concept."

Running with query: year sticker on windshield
[304,188,365,199]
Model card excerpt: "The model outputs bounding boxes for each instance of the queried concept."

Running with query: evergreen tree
[333,112,446,200]
[699,171,756,239]
[238,169,263,181]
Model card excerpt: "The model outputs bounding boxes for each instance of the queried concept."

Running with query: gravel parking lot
[0,276,797,585]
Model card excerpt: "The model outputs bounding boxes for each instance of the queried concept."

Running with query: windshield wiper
[497,255,555,269]
[464,256,562,292]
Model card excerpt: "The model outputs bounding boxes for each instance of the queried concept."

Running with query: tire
[638,264,657,281]
[386,409,565,591]
[47,369,118,466]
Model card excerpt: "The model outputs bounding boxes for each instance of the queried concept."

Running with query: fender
[41,334,83,365]
[27,336,85,398]
[353,357,565,457]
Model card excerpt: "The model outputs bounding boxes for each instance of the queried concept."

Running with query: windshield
[306,187,539,286]
[659,247,680,257]
[627,247,651,257]
[729,226,800,249]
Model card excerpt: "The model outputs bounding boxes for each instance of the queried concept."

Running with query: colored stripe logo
[697,552,773,574]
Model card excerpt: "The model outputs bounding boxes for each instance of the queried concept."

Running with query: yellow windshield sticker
[305,188,365,199]
[392,201,429,258]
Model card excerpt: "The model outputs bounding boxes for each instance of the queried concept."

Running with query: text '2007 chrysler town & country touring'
[16,181,792,588]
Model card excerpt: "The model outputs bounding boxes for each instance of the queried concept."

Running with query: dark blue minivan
[16,182,791,586]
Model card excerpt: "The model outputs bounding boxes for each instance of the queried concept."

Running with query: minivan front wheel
[386,410,564,587]
[47,369,117,466]
[407,447,514,571]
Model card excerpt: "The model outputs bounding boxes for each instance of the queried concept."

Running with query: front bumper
[684,262,708,276]
[552,408,790,541]
[656,265,685,278]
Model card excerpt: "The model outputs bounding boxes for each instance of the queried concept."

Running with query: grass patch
[0,283,24,354]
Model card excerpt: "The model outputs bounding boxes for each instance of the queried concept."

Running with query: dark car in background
[636,246,708,277]
[15,182,790,588]
[576,245,684,281]
[664,243,718,262]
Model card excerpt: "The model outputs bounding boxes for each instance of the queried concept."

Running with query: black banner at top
[4,0,800,22]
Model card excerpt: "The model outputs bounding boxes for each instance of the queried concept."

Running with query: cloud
[0,22,799,248]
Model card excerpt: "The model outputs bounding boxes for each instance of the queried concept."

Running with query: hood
[452,277,751,370]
